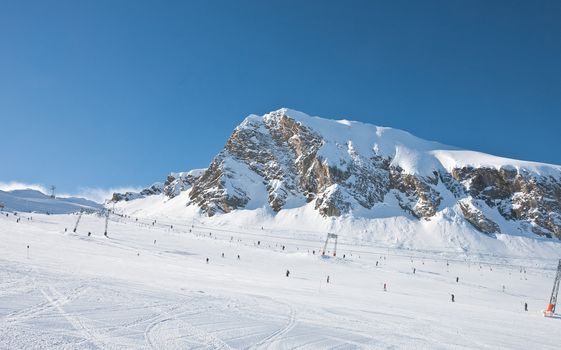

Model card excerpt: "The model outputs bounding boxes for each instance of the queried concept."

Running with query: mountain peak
[115,108,561,241]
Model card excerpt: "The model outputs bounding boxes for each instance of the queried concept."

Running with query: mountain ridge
[112,108,561,241]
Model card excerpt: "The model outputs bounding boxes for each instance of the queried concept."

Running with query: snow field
[0,211,560,349]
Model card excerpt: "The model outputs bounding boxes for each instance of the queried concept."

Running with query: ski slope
[0,210,560,349]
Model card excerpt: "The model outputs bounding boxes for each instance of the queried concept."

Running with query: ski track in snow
[1,212,561,349]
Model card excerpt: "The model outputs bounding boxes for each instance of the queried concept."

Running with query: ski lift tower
[50,185,56,199]
[322,233,338,257]
[544,259,561,317]
[104,209,110,237]
[73,210,84,233]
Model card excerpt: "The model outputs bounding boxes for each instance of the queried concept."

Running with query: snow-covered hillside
[111,108,561,255]
[1,211,560,349]
[0,189,101,214]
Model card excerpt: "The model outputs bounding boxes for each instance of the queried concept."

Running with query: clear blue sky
[1,0,560,197]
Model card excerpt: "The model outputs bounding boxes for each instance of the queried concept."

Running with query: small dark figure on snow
[524,302,528,311]
[456,277,459,283]
[258,241,261,246]
[376,261,379,267]
[413,268,416,274]
[327,276,330,283]
[88,232,91,237]
[286,270,290,277]
[383,283,387,292]
[237,255,240,260]
[65,228,67,232]
[104,232,108,237]
[206,258,209,264]
[282,245,285,251]
[154,240,156,244]
[312,250,315,255]
[221,253,224,258]
[451,294,455,302]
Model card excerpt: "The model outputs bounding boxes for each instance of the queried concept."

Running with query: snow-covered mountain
[112,108,561,246]
[0,189,102,214]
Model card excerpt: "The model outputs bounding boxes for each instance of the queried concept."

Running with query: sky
[0,0,560,202]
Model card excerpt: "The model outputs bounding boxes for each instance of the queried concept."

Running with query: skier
[88,232,91,237]
[383,283,387,292]
[286,269,290,277]
[237,254,240,260]
[525,302,528,311]
[451,294,455,302]
[65,228,67,232]
[456,277,459,283]
[327,276,330,283]
[258,240,261,246]
[282,245,285,251]
[206,257,209,264]
[413,268,416,274]
[154,239,156,244]
[221,252,224,258]
[376,261,379,267]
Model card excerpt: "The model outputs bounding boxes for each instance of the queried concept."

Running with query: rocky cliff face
[114,108,561,240]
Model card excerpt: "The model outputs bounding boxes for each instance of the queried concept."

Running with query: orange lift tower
[544,259,561,317]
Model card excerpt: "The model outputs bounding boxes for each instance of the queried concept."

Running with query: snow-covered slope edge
[112,108,561,254]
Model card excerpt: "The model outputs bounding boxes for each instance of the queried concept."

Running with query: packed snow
[1,209,560,349]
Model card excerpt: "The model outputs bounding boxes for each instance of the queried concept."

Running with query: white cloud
[0,181,142,204]
[0,181,48,193]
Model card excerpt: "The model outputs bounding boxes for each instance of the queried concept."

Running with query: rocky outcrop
[459,200,500,235]
[163,169,205,199]
[449,166,561,238]
[111,183,164,202]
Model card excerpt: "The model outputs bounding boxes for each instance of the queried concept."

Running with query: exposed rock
[163,169,205,198]
[459,200,500,235]
[111,183,163,202]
